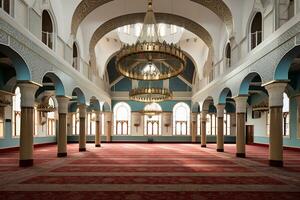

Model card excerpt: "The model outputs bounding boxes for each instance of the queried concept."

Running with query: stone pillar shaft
[265,82,287,167]
[236,113,246,157]
[57,96,69,157]
[95,112,101,147]
[79,104,86,152]
[191,113,197,143]
[217,104,225,152]
[19,107,34,165]
[200,111,207,147]
[18,82,39,167]
[234,96,248,158]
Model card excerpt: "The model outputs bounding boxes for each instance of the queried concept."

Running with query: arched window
[225,43,231,68]
[282,93,289,136]
[42,10,54,49]
[113,102,131,135]
[72,42,79,70]
[47,97,56,136]
[87,112,96,135]
[250,12,262,50]
[72,108,80,135]
[0,0,10,14]
[288,0,295,20]
[144,103,162,136]
[173,102,190,135]
[206,113,216,135]
[12,87,21,137]
[223,110,231,135]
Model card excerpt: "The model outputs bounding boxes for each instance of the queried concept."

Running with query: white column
[216,104,225,152]
[95,111,101,147]
[56,96,70,157]
[18,82,40,167]
[79,104,86,151]
[201,110,207,147]
[265,82,288,167]
[234,95,248,158]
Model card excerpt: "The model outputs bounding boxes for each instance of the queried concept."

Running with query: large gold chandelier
[129,87,172,103]
[116,0,186,81]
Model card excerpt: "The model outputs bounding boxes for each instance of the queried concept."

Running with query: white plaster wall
[178,38,209,79]
[245,107,268,137]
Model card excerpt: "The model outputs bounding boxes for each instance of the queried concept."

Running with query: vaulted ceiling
[49,0,260,81]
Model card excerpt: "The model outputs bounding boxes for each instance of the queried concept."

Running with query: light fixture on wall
[115,0,186,81]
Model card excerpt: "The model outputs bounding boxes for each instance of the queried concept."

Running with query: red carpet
[0,143,300,200]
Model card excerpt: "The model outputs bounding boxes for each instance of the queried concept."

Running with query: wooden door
[246,125,254,144]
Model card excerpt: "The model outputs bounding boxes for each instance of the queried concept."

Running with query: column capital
[18,82,40,107]
[56,96,71,114]
[78,104,87,117]
[94,111,102,121]
[201,110,208,117]
[216,104,225,117]
[233,95,248,113]
[264,82,288,107]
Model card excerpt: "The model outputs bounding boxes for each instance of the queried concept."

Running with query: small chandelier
[129,87,172,103]
[116,0,186,81]
[140,102,162,117]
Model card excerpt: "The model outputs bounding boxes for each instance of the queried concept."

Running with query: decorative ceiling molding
[71,0,233,36]
[89,13,213,71]
[190,0,233,34]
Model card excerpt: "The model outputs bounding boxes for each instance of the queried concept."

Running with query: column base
[269,160,283,167]
[19,159,33,167]
[236,153,246,158]
[79,148,86,152]
[201,144,206,148]
[57,152,67,157]
[95,144,101,147]
[217,149,224,152]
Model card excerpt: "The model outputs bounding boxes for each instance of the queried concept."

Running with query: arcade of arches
[0,0,300,199]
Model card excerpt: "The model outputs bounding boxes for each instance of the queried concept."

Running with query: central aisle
[0,143,300,199]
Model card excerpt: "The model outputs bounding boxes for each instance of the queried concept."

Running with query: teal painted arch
[219,87,232,104]
[225,102,236,113]
[68,102,78,113]
[89,97,101,111]
[72,87,86,104]
[274,45,300,80]
[208,104,217,113]
[191,102,200,113]
[202,96,214,111]
[239,72,262,95]
[42,72,65,96]
[0,44,31,81]
[103,102,111,112]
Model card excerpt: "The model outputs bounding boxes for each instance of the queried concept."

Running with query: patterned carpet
[0,143,300,200]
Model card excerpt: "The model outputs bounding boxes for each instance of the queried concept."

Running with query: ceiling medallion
[129,87,172,103]
[115,0,186,81]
